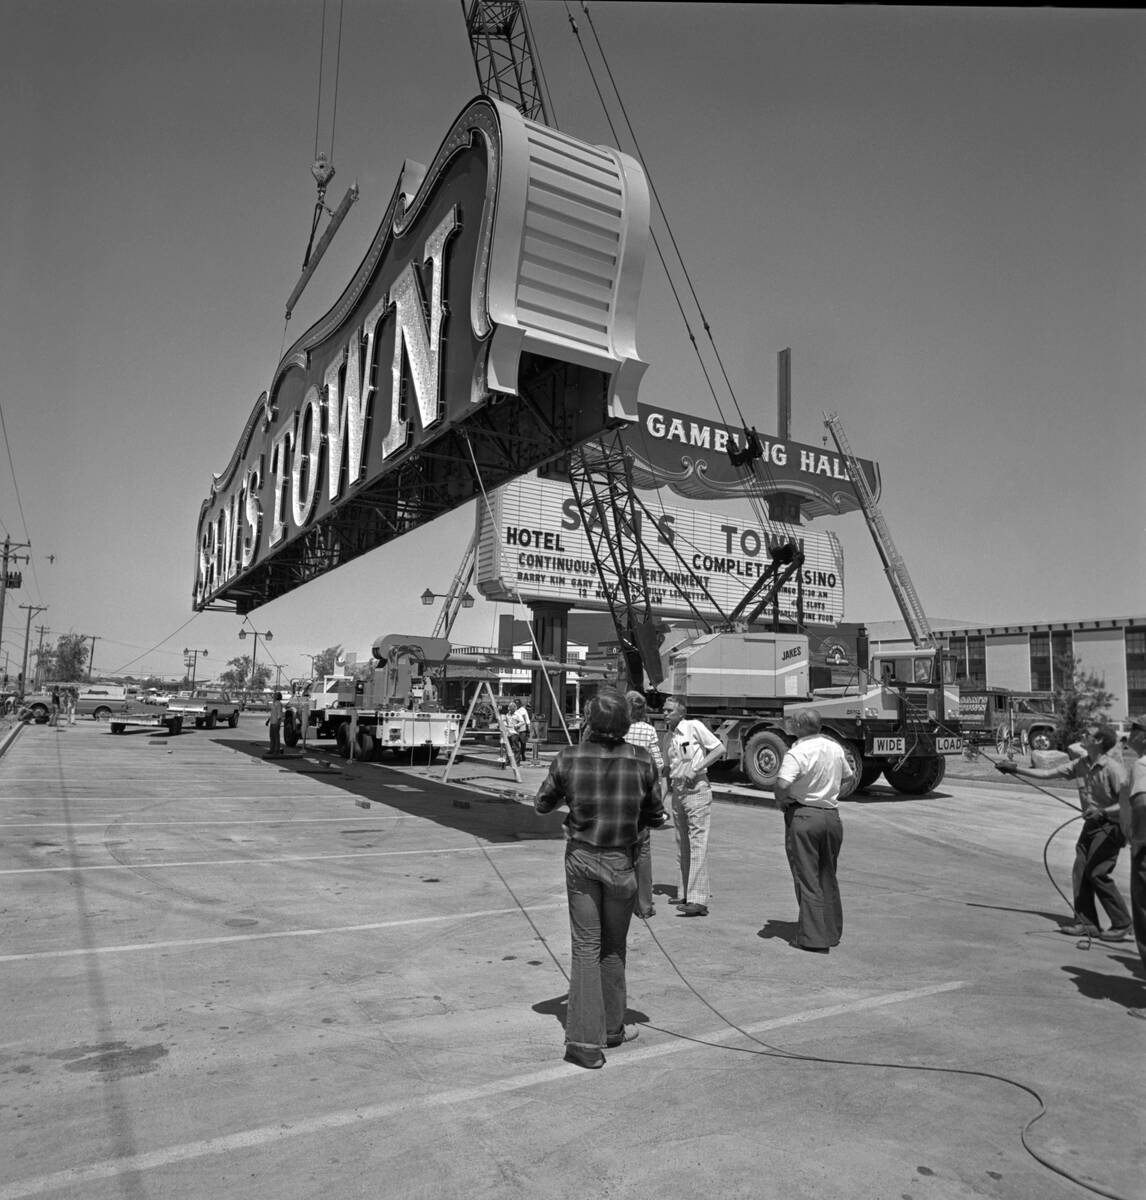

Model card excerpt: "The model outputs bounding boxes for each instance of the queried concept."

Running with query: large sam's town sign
[193,97,650,613]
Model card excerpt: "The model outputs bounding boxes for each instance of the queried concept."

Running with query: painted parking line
[0,815,418,829]
[0,842,534,877]
[0,981,967,1200]
[0,900,567,964]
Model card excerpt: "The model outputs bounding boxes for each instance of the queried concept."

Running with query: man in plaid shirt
[535,689,668,1068]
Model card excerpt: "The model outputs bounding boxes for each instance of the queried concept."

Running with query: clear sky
[2,2,1143,685]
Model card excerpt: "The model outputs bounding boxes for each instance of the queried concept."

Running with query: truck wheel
[111,722,124,734]
[228,711,239,729]
[1028,729,1054,752]
[743,730,788,789]
[283,712,299,747]
[206,712,218,730]
[30,703,49,723]
[858,757,884,792]
[833,740,864,799]
[336,724,351,758]
[357,732,375,761]
[93,706,111,722]
[170,717,182,735]
[884,756,946,795]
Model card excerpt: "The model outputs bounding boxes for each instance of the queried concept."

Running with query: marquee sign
[620,404,881,518]
[476,476,845,625]
[193,97,651,612]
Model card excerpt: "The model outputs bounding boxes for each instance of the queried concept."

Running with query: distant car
[15,691,52,722]
[76,685,131,721]
[166,690,242,729]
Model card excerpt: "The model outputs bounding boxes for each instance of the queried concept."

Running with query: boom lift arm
[823,412,936,650]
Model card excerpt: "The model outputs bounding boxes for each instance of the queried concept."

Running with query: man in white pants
[664,696,724,918]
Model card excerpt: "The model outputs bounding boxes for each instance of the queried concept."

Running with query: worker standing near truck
[664,695,724,918]
[624,690,666,920]
[266,692,283,758]
[1120,717,1146,1004]
[774,708,854,953]
[996,726,1130,939]
[508,698,531,765]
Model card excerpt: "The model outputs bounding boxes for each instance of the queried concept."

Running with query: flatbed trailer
[109,710,183,735]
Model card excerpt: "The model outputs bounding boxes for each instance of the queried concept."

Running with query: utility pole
[85,635,100,681]
[33,624,50,689]
[0,537,31,680]
[183,648,207,690]
[18,604,47,695]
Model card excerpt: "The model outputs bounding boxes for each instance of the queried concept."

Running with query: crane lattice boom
[823,412,936,649]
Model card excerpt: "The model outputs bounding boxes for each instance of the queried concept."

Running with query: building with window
[867,616,1146,719]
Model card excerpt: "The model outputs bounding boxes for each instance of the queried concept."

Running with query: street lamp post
[238,628,273,698]
[183,648,207,690]
[421,588,475,612]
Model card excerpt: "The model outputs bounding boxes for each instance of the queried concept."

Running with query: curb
[0,719,25,760]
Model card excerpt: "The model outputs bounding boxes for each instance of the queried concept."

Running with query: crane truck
[655,414,962,796]
[665,627,960,796]
[299,635,461,762]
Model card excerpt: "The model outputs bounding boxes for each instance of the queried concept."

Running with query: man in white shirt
[774,708,855,953]
[508,700,531,764]
[664,696,725,917]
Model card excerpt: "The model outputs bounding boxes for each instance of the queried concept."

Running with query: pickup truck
[166,689,242,729]
[109,701,184,736]
[959,687,1059,752]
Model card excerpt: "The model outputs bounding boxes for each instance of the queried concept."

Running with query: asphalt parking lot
[1,716,1142,1200]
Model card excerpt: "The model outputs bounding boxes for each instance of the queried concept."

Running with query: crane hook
[311,153,336,207]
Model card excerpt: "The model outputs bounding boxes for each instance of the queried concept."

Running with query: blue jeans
[564,842,637,1052]
[633,829,654,917]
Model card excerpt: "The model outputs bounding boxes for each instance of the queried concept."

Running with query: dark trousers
[1072,819,1130,930]
[564,843,636,1051]
[268,721,282,756]
[784,805,844,949]
[633,829,654,918]
[1130,843,1146,971]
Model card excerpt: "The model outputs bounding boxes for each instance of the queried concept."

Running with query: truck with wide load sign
[166,689,242,729]
[665,631,961,796]
[301,636,461,762]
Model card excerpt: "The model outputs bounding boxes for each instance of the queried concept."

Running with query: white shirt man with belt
[664,696,725,918]
[775,707,854,953]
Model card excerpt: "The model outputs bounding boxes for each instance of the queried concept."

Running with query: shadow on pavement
[965,901,1071,925]
[531,993,650,1033]
[1060,962,1146,1012]
[756,919,799,942]
[212,735,564,844]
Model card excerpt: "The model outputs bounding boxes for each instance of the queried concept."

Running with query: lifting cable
[564,3,793,610]
[283,0,358,325]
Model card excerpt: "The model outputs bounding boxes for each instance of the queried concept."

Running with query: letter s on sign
[561,497,582,530]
